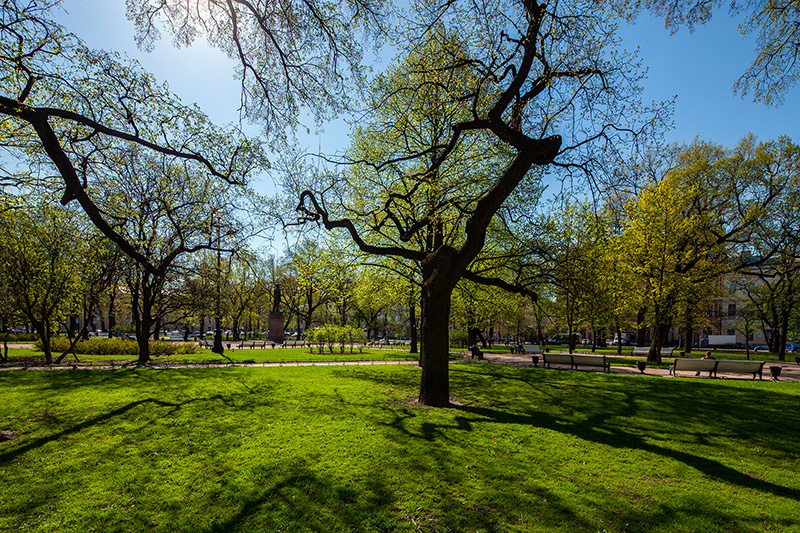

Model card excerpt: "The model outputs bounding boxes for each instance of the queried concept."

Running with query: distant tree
[0,198,84,363]
[99,152,243,363]
[615,137,789,362]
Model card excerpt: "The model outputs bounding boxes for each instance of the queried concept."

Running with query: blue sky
[56,1,798,161]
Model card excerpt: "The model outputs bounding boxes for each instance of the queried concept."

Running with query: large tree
[0,1,263,297]
[292,0,662,405]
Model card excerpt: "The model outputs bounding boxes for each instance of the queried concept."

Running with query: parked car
[753,345,770,351]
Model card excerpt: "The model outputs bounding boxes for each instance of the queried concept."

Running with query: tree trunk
[108,289,116,338]
[418,289,452,407]
[648,321,670,364]
[409,286,418,354]
[32,319,53,364]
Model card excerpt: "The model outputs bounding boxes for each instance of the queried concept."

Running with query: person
[470,345,484,360]
[697,350,715,376]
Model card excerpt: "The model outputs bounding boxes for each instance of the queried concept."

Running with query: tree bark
[418,289,452,407]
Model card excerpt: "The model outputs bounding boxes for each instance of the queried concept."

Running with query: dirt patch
[0,430,19,444]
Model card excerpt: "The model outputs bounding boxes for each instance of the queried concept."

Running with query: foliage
[0,366,798,531]
[0,198,86,363]
[126,0,387,135]
[292,0,664,405]
[35,337,197,356]
[305,324,366,353]
[613,136,789,360]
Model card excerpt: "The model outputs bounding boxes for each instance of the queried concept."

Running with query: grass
[0,363,798,532]
[0,347,421,367]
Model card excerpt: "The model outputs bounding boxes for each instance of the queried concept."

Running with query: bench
[632,347,675,357]
[715,360,764,380]
[570,354,611,373]
[520,345,543,355]
[669,358,764,379]
[237,340,269,349]
[542,353,572,369]
[669,358,718,377]
[283,340,305,348]
[542,353,610,372]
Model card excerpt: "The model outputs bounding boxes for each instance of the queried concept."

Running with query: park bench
[542,353,573,369]
[632,347,675,357]
[542,353,610,373]
[715,360,765,380]
[237,340,268,349]
[570,353,611,373]
[283,340,305,348]
[669,358,764,379]
[520,345,543,355]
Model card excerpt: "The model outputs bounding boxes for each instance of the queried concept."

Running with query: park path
[2,344,798,382]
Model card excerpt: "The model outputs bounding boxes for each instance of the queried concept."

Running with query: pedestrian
[696,350,715,376]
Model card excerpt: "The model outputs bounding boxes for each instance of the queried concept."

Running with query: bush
[35,337,198,356]
[0,332,40,342]
[305,325,365,353]
[449,328,468,348]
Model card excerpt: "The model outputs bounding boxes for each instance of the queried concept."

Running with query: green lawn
[1,347,420,367]
[1,363,798,532]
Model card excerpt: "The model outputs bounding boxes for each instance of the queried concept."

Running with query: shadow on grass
[204,461,401,533]
[0,396,217,465]
[355,364,800,500]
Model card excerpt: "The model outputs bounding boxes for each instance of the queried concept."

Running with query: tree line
[1,0,797,405]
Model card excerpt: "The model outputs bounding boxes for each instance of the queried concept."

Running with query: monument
[268,284,285,343]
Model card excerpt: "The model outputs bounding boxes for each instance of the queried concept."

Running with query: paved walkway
[468,351,800,382]
[3,345,798,382]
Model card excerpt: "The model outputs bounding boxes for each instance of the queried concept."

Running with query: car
[753,345,769,351]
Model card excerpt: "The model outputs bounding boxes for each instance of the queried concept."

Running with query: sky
[54,0,799,176]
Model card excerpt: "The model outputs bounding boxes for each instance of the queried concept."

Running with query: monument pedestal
[268,312,285,343]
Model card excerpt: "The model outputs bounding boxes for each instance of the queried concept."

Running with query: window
[727,304,737,317]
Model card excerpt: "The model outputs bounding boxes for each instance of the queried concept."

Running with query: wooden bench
[520,345,543,355]
[542,353,572,369]
[283,340,305,348]
[715,360,764,380]
[542,353,610,373]
[237,340,269,349]
[669,358,718,377]
[570,354,611,373]
[632,347,676,357]
[669,358,764,379]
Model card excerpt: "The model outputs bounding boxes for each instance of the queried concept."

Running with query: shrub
[0,332,40,342]
[305,325,366,353]
[34,337,197,356]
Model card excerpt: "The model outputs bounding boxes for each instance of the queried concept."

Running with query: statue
[272,284,281,313]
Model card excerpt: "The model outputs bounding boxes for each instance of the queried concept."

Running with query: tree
[615,137,789,362]
[223,251,272,340]
[606,0,800,104]
[0,1,264,305]
[292,0,661,405]
[733,138,800,360]
[98,151,244,363]
[0,197,85,363]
